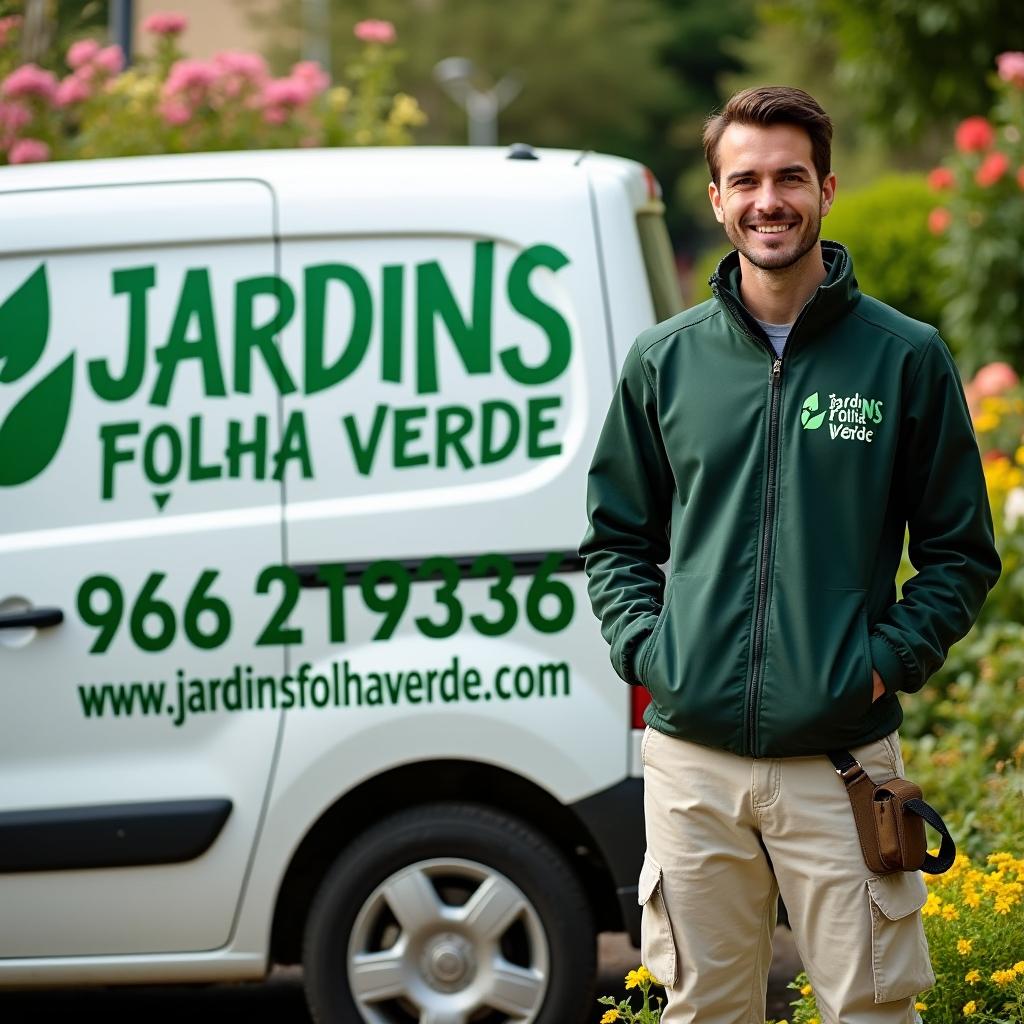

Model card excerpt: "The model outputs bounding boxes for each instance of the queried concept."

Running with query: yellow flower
[915,1002,928,1011]
[600,1011,620,1023]
[958,939,974,955]
[974,411,1000,432]
[941,903,960,920]
[1013,444,1024,465]
[808,1019,819,1024]
[1014,961,1024,973]
[965,969,981,984]
[991,969,1017,985]
[800,983,813,997]
[921,893,943,916]
[980,396,1010,415]
[625,968,647,990]
[963,1000,977,1015]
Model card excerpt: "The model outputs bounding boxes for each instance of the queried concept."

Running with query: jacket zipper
[712,284,783,757]
[748,355,782,756]
[712,273,825,756]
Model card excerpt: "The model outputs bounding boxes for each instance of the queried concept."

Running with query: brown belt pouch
[828,748,956,875]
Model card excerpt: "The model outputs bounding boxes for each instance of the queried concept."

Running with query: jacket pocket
[637,574,677,690]
[637,851,677,988]
[866,872,936,1003]
[640,569,749,747]
[759,585,875,752]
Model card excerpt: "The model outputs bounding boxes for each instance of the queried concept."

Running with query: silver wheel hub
[421,931,476,991]
[348,856,549,1023]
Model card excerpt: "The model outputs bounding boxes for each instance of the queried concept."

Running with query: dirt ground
[0,926,805,1023]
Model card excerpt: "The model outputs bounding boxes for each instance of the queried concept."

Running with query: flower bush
[0,11,425,165]
[788,853,1024,1023]
[927,52,1024,376]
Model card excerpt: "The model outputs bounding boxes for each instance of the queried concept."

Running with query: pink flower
[8,138,50,164]
[142,11,188,36]
[1018,165,1024,190]
[927,207,951,235]
[996,51,1024,88]
[94,45,125,76]
[0,101,30,148]
[972,362,1019,398]
[158,100,191,125]
[955,116,994,153]
[927,167,955,191]
[262,105,288,125]
[263,77,309,107]
[209,50,268,103]
[0,14,22,47]
[212,50,268,82]
[1,63,58,103]
[162,58,217,111]
[353,19,395,44]
[291,60,330,96]
[975,151,1009,187]
[67,39,101,71]
[55,74,91,107]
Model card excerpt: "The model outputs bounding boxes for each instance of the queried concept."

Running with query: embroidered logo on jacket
[801,391,884,444]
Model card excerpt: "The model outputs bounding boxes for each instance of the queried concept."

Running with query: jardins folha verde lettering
[87,241,571,502]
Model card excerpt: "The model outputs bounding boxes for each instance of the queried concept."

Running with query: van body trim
[0,799,232,873]
[290,550,585,587]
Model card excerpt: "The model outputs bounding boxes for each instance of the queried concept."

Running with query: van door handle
[0,608,64,630]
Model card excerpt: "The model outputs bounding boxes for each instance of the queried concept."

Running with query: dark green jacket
[578,240,1001,757]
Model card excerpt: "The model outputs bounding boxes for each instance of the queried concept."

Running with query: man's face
[708,122,836,272]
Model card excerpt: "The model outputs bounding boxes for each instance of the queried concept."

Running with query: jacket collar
[708,239,861,357]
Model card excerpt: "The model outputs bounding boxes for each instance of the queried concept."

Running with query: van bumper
[571,776,644,946]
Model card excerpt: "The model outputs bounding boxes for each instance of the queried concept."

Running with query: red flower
[927,167,955,191]
[928,207,951,235]
[975,151,1009,188]
[955,116,995,153]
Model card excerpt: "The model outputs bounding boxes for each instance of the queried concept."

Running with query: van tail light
[642,166,662,201]
[631,685,651,729]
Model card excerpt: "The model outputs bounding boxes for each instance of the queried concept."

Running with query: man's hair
[702,86,833,188]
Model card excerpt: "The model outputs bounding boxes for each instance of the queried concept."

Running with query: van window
[635,199,683,323]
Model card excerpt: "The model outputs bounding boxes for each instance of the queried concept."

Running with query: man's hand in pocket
[871,668,886,703]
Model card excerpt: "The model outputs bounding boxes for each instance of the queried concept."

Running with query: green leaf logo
[0,265,75,486]
[801,391,826,430]
[0,264,48,383]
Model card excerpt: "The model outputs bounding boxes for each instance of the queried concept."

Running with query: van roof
[0,145,645,197]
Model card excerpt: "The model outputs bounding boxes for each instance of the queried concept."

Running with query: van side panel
[0,183,284,957]
[232,169,631,951]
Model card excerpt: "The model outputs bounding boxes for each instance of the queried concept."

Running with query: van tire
[301,801,597,1024]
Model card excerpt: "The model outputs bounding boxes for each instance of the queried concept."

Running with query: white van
[0,145,682,1024]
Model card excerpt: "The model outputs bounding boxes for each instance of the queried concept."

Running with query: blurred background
[2,3,1024,1021]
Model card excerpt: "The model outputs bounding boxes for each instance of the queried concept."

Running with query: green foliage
[821,174,943,327]
[929,74,1024,377]
[765,0,1022,145]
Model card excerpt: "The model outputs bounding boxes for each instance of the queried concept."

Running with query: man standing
[578,86,1001,1023]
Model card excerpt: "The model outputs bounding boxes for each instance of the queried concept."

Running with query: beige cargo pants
[639,724,936,1024]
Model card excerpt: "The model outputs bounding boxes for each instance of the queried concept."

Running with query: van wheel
[302,802,596,1024]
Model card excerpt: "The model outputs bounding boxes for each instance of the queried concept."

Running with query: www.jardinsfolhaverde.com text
[77,655,572,727]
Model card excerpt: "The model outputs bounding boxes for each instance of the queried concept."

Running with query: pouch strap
[827,748,956,874]
[904,796,956,874]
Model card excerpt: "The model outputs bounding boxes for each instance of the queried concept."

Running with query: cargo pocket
[866,872,936,1003]
[637,851,677,988]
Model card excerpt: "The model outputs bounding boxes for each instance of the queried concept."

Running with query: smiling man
[579,86,1001,1023]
